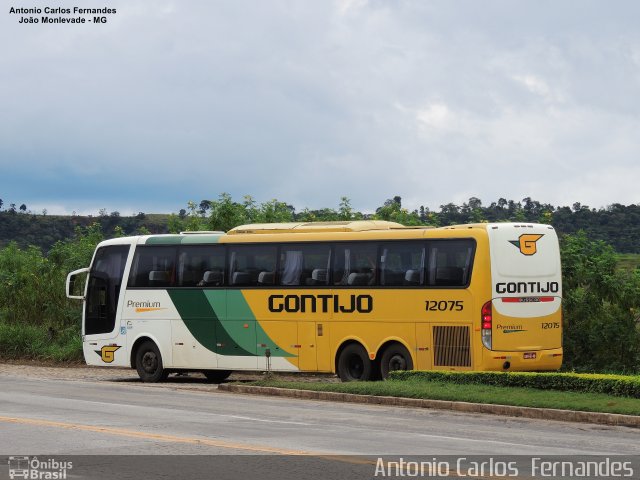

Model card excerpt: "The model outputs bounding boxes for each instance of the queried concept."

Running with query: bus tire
[337,343,372,382]
[202,370,232,383]
[135,341,168,383]
[380,343,413,380]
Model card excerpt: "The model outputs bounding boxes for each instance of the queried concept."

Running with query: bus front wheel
[337,343,372,382]
[380,344,413,380]
[135,341,168,383]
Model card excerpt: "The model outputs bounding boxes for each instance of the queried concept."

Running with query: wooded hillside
[1,195,639,253]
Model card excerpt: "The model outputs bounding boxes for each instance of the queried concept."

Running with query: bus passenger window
[177,246,225,287]
[128,247,177,288]
[427,240,474,287]
[228,245,277,287]
[333,243,378,286]
[278,244,330,286]
[380,242,425,287]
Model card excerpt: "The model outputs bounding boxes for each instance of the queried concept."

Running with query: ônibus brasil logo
[8,456,73,479]
[509,234,544,256]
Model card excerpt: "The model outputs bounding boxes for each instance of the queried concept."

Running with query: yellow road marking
[0,415,520,478]
[0,415,312,455]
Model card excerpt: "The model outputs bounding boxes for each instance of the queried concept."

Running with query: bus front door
[83,245,130,367]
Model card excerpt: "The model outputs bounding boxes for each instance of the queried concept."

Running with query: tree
[207,193,249,232]
[338,197,354,221]
[375,197,402,221]
[373,196,423,225]
[19,204,27,213]
[463,197,485,223]
[258,199,295,223]
[297,207,339,222]
[198,200,213,215]
[561,232,640,371]
[438,203,462,225]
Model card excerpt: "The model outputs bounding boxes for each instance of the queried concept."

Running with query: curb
[217,384,640,429]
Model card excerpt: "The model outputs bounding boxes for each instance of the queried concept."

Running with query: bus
[66,220,562,382]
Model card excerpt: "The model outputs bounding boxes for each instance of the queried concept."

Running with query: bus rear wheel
[202,370,232,383]
[135,341,168,383]
[337,343,372,382]
[380,344,413,380]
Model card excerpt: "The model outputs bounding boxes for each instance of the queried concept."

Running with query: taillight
[481,300,492,350]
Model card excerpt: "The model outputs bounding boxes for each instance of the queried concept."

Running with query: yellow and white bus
[66,221,562,382]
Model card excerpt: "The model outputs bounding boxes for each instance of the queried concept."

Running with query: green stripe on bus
[226,291,294,358]
[168,290,255,357]
[145,236,185,245]
[144,235,222,245]
[168,290,293,358]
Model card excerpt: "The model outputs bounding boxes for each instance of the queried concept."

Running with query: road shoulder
[218,383,640,429]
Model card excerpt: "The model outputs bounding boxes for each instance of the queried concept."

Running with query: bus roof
[227,220,413,234]
[97,222,554,247]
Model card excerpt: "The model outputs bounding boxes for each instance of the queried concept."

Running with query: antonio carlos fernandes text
[373,457,635,477]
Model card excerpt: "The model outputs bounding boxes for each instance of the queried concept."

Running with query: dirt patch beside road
[0,362,338,386]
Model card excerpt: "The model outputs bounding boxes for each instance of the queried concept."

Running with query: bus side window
[333,243,378,286]
[278,244,330,286]
[380,242,425,287]
[128,246,177,288]
[228,245,277,287]
[280,250,303,285]
[177,245,225,287]
[427,240,474,287]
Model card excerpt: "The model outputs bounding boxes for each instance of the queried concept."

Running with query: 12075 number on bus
[425,300,463,312]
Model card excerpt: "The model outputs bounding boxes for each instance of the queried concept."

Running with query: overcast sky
[2,0,639,216]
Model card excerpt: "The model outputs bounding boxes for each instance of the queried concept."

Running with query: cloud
[336,0,369,16]
[416,103,454,130]
[1,1,640,216]
[511,74,564,103]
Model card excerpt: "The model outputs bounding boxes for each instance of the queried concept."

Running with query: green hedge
[389,370,640,399]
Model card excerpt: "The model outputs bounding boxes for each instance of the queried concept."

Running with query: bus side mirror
[66,268,89,300]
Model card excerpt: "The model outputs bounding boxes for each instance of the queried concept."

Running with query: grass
[0,320,83,362]
[390,370,640,397]
[616,253,640,271]
[245,378,640,416]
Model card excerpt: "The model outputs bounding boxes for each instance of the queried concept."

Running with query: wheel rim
[142,351,158,374]
[347,354,364,379]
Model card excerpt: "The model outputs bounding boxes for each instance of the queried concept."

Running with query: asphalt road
[0,366,638,478]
